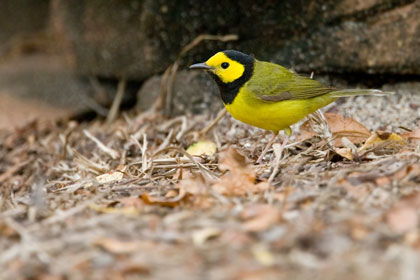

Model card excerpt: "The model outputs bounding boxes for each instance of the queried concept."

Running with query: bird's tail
[328,89,394,98]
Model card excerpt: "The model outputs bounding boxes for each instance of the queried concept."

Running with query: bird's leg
[256,131,279,164]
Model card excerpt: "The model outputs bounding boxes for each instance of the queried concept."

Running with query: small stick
[131,134,149,173]
[199,108,228,137]
[106,79,126,124]
[83,130,119,159]
[0,160,30,182]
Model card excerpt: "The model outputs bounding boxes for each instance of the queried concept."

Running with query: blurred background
[1,0,419,130]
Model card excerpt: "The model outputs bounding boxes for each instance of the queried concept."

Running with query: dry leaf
[165,189,179,198]
[300,113,371,146]
[404,129,420,140]
[387,207,418,234]
[241,204,281,232]
[337,177,370,200]
[96,171,124,184]
[94,237,153,254]
[386,193,420,234]
[0,222,18,238]
[402,121,420,140]
[120,263,150,276]
[118,197,145,211]
[212,148,270,196]
[141,188,191,207]
[393,164,420,181]
[252,245,275,266]
[174,172,210,196]
[89,204,140,215]
[359,131,405,152]
[186,140,217,156]
[334,147,354,161]
[176,173,215,208]
[192,227,221,246]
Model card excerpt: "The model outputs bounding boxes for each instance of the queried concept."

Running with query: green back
[246,60,334,102]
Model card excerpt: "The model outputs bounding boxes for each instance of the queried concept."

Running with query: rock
[274,0,420,74]
[137,70,222,115]
[0,54,94,130]
[0,0,50,45]
[51,0,420,80]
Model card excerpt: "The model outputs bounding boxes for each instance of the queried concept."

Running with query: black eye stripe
[221,62,229,69]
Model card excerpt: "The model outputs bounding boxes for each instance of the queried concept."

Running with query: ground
[1,88,420,280]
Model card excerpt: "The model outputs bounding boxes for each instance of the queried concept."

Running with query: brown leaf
[334,147,354,161]
[192,228,222,246]
[241,204,281,232]
[141,188,191,207]
[300,113,371,146]
[89,204,140,215]
[165,189,179,198]
[212,148,270,196]
[337,177,370,200]
[0,222,18,238]
[373,164,419,186]
[118,196,145,211]
[93,237,154,254]
[174,172,210,196]
[174,172,215,208]
[386,193,420,234]
[406,129,420,140]
[121,263,150,276]
[402,121,420,140]
[387,207,418,234]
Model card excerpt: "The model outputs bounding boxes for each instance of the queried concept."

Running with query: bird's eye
[221,62,229,69]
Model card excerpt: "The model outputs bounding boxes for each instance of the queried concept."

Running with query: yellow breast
[224,86,335,132]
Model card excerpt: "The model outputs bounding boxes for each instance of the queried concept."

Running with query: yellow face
[205,52,245,83]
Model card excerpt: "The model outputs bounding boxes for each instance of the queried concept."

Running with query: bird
[190,50,392,163]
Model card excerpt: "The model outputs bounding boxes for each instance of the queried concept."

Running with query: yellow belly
[224,87,335,132]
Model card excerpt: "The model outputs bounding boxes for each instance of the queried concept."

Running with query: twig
[199,108,228,137]
[0,160,31,182]
[153,147,218,179]
[178,34,239,57]
[131,134,149,173]
[154,129,174,155]
[107,79,126,124]
[72,149,109,174]
[175,116,189,141]
[83,130,120,160]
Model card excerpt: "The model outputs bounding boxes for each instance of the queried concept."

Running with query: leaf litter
[2,38,420,279]
[2,101,420,279]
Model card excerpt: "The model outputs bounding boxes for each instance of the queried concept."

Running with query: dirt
[1,88,420,279]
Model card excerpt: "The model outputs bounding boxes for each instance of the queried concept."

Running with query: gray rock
[51,0,420,79]
[0,0,50,45]
[0,54,96,130]
[137,70,222,115]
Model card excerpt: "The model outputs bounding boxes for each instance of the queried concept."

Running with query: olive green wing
[247,61,334,102]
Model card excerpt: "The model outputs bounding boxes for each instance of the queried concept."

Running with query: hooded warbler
[190,50,391,162]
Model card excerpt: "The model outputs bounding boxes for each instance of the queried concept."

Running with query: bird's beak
[189,62,213,70]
